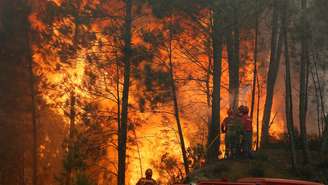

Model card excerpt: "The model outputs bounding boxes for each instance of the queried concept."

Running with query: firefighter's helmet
[238,105,249,114]
[145,168,152,178]
[243,106,249,114]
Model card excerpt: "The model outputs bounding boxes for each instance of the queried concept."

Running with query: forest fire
[34,37,287,185]
[32,0,287,183]
[1,0,328,185]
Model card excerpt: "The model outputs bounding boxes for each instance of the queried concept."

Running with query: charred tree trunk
[20,133,25,185]
[311,66,321,137]
[168,28,189,175]
[204,24,213,147]
[313,60,326,127]
[256,76,261,150]
[28,35,38,185]
[118,0,132,184]
[282,0,297,169]
[226,30,239,110]
[299,0,311,164]
[232,0,240,110]
[206,38,213,146]
[226,30,234,101]
[26,18,38,185]
[313,54,328,153]
[226,0,240,111]
[207,7,223,163]
[250,0,259,121]
[261,0,283,148]
[312,55,326,137]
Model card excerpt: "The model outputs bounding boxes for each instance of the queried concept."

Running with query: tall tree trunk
[118,0,132,184]
[311,66,321,137]
[207,7,223,163]
[168,28,189,175]
[226,0,240,111]
[226,30,239,110]
[311,57,321,138]
[204,21,213,146]
[250,0,259,121]
[28,33,38,185]
[20,132,25,185]
[282,0,297,169]
[261,0,283,147]
[299,0,311,164]
[232,0,240,109]
[313,56,326,135]
[256,76,261,150]
[313,53,328,152]
[206,38,212,147]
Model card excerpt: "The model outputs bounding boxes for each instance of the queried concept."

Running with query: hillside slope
[187,149,328,184]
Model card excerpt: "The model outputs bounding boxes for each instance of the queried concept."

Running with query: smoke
[239,85,252,106]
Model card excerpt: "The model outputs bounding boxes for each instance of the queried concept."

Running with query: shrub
[252,151,268,161]
[248,162,265,177]
[298,165,315,179]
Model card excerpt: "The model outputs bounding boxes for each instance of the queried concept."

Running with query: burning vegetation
[1,0,328,185]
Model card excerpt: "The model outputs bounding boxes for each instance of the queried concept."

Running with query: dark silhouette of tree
[282,0,297,169]
[299,0,311,164]
[261,0,284,147]
[250,0,259,123]
[226,0,240,111]
[0,1,39,184]
[207,1,224,163]
[117,0,132,184]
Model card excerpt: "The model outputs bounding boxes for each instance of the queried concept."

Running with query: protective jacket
[241,114,252,132]
[224,116,244,158]
[221,116,234,133]
[136,178,157,185]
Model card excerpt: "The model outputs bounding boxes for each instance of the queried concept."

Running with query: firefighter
[221,108,243,159]
[136,168,157,185]
[221,108,233,158]
[221,108,234,133]
[238,105,253,159]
